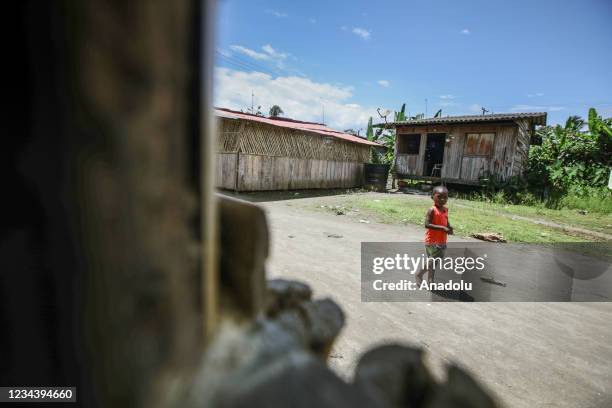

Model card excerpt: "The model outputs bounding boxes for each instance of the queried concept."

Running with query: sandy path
[232,193,611,408]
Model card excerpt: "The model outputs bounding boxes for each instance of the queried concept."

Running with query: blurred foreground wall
[1,1,215,406]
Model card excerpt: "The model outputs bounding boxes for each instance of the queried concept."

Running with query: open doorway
[424,133,446,177]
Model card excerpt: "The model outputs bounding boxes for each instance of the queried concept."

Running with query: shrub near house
[524,108,611,212]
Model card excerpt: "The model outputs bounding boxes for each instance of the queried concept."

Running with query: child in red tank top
[416,185,453,285]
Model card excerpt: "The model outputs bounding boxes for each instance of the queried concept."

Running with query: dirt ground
[226,191,612,408]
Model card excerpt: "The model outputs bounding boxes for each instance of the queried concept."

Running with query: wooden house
[381,112,547,185]
[215,108,379,191]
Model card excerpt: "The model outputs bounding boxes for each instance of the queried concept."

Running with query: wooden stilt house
[215,108,379,191]
[381,112,547,185]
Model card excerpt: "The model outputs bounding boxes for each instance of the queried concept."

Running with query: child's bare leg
[416,268,427,285]
[428,268,435,284]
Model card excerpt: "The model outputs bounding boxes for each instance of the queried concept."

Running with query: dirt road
[232,192,612,407]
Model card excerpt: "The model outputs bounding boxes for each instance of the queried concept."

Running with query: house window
[397,134,421,154]
[464,133,494,156]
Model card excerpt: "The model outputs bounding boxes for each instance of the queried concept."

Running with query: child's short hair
[432,185,448,197]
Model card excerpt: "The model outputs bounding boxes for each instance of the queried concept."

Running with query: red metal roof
[214,107,380,147]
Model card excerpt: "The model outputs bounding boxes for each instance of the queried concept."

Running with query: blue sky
[215,0,612,130]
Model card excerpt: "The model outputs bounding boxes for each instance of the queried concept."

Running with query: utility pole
[425,98,428,117]
[251,90,254,114]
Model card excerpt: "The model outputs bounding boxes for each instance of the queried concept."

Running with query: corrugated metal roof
[378,112,547,127]
[214,107,380,147]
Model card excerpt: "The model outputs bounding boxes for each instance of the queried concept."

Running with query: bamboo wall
[395,122,530,184]
[215,118,370,191]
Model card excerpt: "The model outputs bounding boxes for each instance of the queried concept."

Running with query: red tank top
[424,206,448,245]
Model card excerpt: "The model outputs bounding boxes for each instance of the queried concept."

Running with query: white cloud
[262,44,288,60]
[461,29,471,35]
[340,26,348,31]
[511,104,564,112]
[308,18,317,24]
[439,94,456,100]
[230,45,269,60]
[352,27,371,40]
[439,101,457,107]
[217,48,232,58]
[214,67,377,130]
[527,92,545,98]
[229,44,291,70]
[377,80,390,88]
[468,104,482,113]
[268,10,288,18]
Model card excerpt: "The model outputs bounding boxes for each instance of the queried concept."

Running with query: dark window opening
[397,134,420,154]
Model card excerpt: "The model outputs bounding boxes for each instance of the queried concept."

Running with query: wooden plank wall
[216,153,238,190]
[394,132,431,176]
[511,119,531,177]
[460,157,489,181]
[395,154,419,175]
[491,125,515,180]
[397,122,521,183]
[416,134,427,176]
[236,154,364,191]
[441,131,465,179]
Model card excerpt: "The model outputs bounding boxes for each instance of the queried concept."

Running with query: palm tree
[269,105,284,118]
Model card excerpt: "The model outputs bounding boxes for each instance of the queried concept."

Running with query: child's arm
[425,208,449,231]
[446,218,454,235]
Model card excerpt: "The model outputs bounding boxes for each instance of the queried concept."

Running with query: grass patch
[314,194,605,243]
[557,193,612,214]
[449,199,612,235]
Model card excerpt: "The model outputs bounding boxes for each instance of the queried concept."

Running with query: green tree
[269,105,284,118]
[366,117,374,140]
[526,108,611,199]
[368,103,409,165]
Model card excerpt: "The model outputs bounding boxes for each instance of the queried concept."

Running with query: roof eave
[377,112,548,128]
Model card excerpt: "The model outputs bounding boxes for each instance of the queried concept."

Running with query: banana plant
[394,103,406,122]
[367,118,392,163]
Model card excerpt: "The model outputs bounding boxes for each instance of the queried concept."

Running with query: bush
[474,109,611,213]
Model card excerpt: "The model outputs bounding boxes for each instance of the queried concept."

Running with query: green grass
[448,199,612,235]
[314,194,608,243]
[558,193,612,214]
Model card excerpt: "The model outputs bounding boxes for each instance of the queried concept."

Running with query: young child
[416,185,453,285]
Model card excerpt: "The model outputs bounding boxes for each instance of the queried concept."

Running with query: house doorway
[424,133,446,177]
